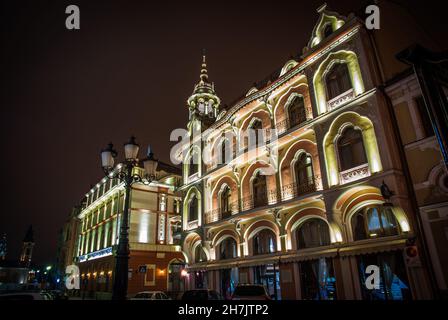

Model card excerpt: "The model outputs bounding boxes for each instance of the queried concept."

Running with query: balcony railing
[339,163,370,184]
[187,220,198,230]
[204,201,239,224]
[280,175,320,201]
[327,88,355,111]
[241,189,279,211]
[203,175,321,225]
[276,109,307,135]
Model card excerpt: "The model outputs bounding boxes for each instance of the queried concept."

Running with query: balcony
[203,176,321,225]
[276,108,307,135]
[280,175,320,201]
[339,163,370,184]
[241,189,279,211]
[327,88,354,111]
[204,201,239,224]
[186,220,199,230]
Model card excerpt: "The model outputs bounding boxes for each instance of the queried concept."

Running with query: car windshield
[233,286,266,296]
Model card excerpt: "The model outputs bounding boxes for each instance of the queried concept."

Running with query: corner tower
[20,225,34,267]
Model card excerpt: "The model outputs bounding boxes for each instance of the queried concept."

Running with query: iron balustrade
[280,175,320,201]
[204,200,239,224]
[203,174,321,224]
[276,108,307,134]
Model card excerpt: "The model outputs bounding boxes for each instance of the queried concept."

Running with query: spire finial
[200,49,208,82]
[147,144,154,159]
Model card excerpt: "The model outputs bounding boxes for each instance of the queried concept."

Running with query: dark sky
[1,0,446,265]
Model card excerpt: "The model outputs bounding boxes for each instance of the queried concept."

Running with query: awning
[280,247,339,263]
[338,238,407,257]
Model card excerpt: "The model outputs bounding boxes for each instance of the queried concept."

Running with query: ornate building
[176,4,442,300]
[71,155,184,299]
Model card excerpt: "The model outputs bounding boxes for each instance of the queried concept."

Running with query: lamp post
[100,136,158,300]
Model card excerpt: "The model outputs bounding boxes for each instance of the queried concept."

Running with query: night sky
[1,0,446,265]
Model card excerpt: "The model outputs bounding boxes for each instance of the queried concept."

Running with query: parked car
[131,291,171,300]
[231,284,271,300]
[0,292,52,300]
[181,289,223,300]
[47,290,68,300]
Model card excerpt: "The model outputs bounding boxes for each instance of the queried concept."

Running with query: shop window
[253,264,281,300]
[357,251,411,300]
[296,219,331,249]
[299,258,337,300]
[351,206,400,241]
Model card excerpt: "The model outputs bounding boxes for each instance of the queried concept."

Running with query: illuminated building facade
[73,161,184,299]
[177,4,442,300]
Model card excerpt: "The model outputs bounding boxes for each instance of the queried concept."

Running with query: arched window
[219,237,237,260]
[323,23,333,38]
[351,206,400,241]
[194,245,207,263]
[337,127,367,171]
[296,219,331,249]
[252,172,268,207]
[189,152,198,176]
[220,138,232,164]
[325,63,352,100]
[250,119,263,148]
[294,153,315,194]
[220,185,232,218]
[188,195,198,222]
[287,96,306,128]
[253,229,276,255]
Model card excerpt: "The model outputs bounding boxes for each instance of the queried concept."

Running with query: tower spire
[200,49,208,83]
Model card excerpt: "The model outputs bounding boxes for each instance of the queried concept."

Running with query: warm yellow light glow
[400,219,410,233]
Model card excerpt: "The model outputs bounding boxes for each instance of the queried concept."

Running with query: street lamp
[100,136,158,300]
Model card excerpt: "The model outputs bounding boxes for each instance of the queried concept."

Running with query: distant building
[0,226,35,290]
[68,156,184,299]
[56,207,81,279]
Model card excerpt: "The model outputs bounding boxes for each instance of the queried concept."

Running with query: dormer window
[323,23,333,38]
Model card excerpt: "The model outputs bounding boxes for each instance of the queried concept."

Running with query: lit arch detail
[333,186,411,241]
[323,111,382,186]
[183,186,202,230]
[313,50,364,114]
